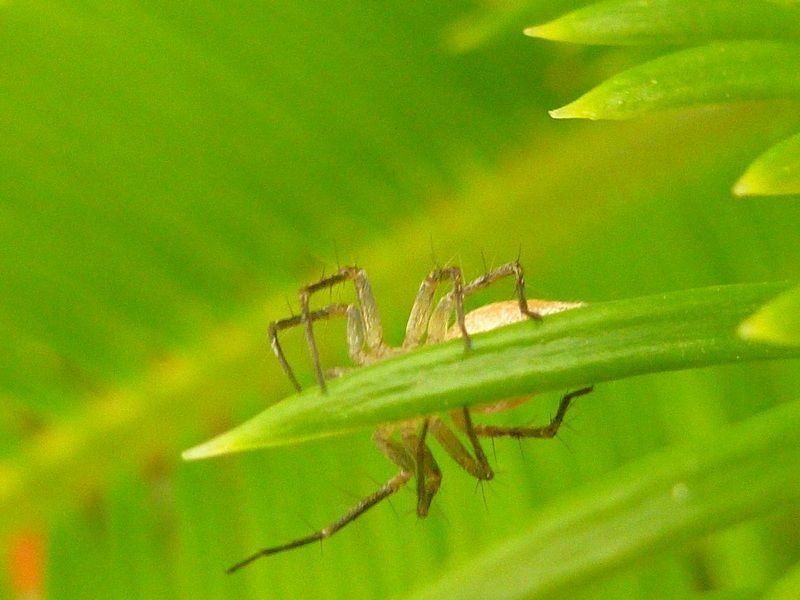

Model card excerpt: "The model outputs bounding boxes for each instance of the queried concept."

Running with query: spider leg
[427,260,536,344]
[227,427,416,574]
[462,260,543,321]
[299,266,387,392]
[428,413,493,481]
[226,471,412,574]
[400,420,442,517]
[468,387,593,438]
[406,266,470,348]
[268,302,369,393]
[269,305,349,393]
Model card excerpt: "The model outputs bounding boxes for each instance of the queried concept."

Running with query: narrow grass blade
[411,397,800,600]
[183,282,799,459]
[525,0,800,46]
[739,284,800,346]
[549,42,800,120]
[734,132,800,196]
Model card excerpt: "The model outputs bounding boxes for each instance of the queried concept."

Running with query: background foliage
[1,1,799,599]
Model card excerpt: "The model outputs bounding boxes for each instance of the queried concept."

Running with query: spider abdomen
[445,299,584,339]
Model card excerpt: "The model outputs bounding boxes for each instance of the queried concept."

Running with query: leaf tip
[731,174,754,197]
[523,23,551,40]
[731,170,799,197]
[181,436,233,461]
[736,315,793,346]
[524,18,576,42]
[734,133,800,196]
[737,285,800,347]
[732,165,779,197]
[733,167,800,197]
[736,316,758,341]
[549,99,597,120]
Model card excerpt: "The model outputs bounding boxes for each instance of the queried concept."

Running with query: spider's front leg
[299,266,389,392]
[269,266,387,393]
[269,305,349,392]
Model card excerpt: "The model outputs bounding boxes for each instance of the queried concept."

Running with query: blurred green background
[2,1,799,599]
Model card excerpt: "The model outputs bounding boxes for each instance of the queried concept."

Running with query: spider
[228,260,592,573]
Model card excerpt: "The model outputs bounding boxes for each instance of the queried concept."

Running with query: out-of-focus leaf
[445,1,536,53]
[738,285,800,346]
[764,560,800,600]
[445,1,579,52]
[734,132,800,196]
[183,282,798,459]
[411,397,800,600]
[549,41,800,120]
[525,0,800,46]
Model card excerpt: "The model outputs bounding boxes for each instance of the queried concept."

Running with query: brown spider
[228,260,591,573]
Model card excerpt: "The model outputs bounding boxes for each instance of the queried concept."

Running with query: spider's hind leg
[429,412,494,481]
[398,420,442,517]
[467,387,594,439]
[226,430,413,574]
[227,425,425,573]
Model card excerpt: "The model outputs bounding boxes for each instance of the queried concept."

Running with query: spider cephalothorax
[228,260,591,573]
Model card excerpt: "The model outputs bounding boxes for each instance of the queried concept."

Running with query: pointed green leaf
[738,284,800,346]
[734,131,800,196]
[550,41,800,120]
[525,0,800,46]
[412,397,800,600]
[183,282,799,460]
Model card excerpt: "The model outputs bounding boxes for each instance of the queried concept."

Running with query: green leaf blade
[764,560,800,600]
[411,397,800,600]
[739,284,800,346]
[183,282,800,459]
[525,0,800,46]
[734,131,800,196]
[550,41,800,120]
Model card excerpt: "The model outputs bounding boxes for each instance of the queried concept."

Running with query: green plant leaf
[734,132,800,196]
[411,396,800,600]
[7,0,800,594]
[525,0,800,46]
[183,282,798,460]
[738,284,800,346]
[765,559,800,600]
[549,41,800,120]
